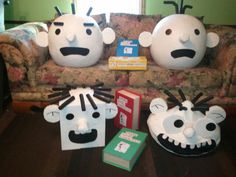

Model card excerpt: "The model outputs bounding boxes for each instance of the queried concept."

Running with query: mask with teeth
[147,89,226,156]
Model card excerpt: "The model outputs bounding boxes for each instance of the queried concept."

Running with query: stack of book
[108,38,147,70]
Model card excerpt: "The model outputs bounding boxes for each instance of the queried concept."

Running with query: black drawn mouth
[60,47,89,56]
[157,133,216,156]
[68,129,97,144]
[171,49,196,59]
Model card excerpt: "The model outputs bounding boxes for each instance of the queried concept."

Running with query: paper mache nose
[66,33,76,42]
[76,119,90,134]
[179,33,190,43]
[183,127,195,138]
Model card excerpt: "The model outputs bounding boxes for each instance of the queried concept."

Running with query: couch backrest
[103,13,162,61]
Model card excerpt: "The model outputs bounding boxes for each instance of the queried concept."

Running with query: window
[74,0,144,20]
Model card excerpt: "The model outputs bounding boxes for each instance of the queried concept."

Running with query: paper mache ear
[207,32,219,48]
[138,31,153,47]
[35,31,49,47]
[149,98,168,114]
[102,27,116,44]
[105,102,118,119]
[43,104,60,123]
[205,105,226,123]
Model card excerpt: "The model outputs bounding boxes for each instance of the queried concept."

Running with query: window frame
[73,0,146,15]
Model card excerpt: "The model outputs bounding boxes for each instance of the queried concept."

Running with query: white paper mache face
[35,6,115,67]
[43,83,118,150]
[147,90,226,156]
[139,2,219,70]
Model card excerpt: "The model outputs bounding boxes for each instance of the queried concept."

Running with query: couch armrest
[0,22,49,86]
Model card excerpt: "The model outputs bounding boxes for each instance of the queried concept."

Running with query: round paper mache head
[147,90,226,156]
[36,5,115,67]
[139,0,219,70]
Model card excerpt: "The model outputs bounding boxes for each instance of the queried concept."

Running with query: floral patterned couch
[0,13,236,112]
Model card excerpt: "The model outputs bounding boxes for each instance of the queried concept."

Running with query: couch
[0,13,236,112]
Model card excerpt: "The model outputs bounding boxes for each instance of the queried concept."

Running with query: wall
[0,0,4,31]
[4,0,236,27]
[145,0,236,25]
[4,0,71,28]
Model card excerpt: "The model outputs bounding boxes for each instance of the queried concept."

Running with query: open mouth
[157,133,216,156]
[171,49,196,59]
[69,129,97,144]
[60,47,89,56]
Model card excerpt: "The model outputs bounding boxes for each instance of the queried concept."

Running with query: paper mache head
[36,3,115,67]
[43,82,118,150]
[147,89,226,156]
[138,0,219,70]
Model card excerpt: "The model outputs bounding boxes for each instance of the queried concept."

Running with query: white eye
[163,115,184,134]
[194,119,219,139]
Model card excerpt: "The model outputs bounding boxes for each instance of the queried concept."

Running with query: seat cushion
[129,63,223,89]
[36,60,129,87]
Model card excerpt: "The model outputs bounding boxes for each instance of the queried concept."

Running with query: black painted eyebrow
[83,23,94,27]
[53,22,64,26]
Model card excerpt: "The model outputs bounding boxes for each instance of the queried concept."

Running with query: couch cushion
[36,60,129,87]
[105,13,162,60]
[91,13,107,30]
[129,63,223,90]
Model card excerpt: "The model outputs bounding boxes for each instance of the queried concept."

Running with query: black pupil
[55,28,61,35]
[174,119,184,128]
[66,113,74,120]
[165,29,172,35]
[92,112,100,118]
[206,123,216,131]
[195,29,200,35]
[86,29,92,35]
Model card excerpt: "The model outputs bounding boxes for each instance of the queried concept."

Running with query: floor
[0,104,235,177]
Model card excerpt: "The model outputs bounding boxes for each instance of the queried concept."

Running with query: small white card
[114,141,130,153]
[119,112,127,126]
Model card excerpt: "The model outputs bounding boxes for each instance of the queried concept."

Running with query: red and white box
[114,89,142,130]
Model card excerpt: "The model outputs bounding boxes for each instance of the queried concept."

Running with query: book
[108,38,147,71]
[108,56,147,70]
[116,38,139,57]
[114,89,142,130]
[102,128,147,171]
